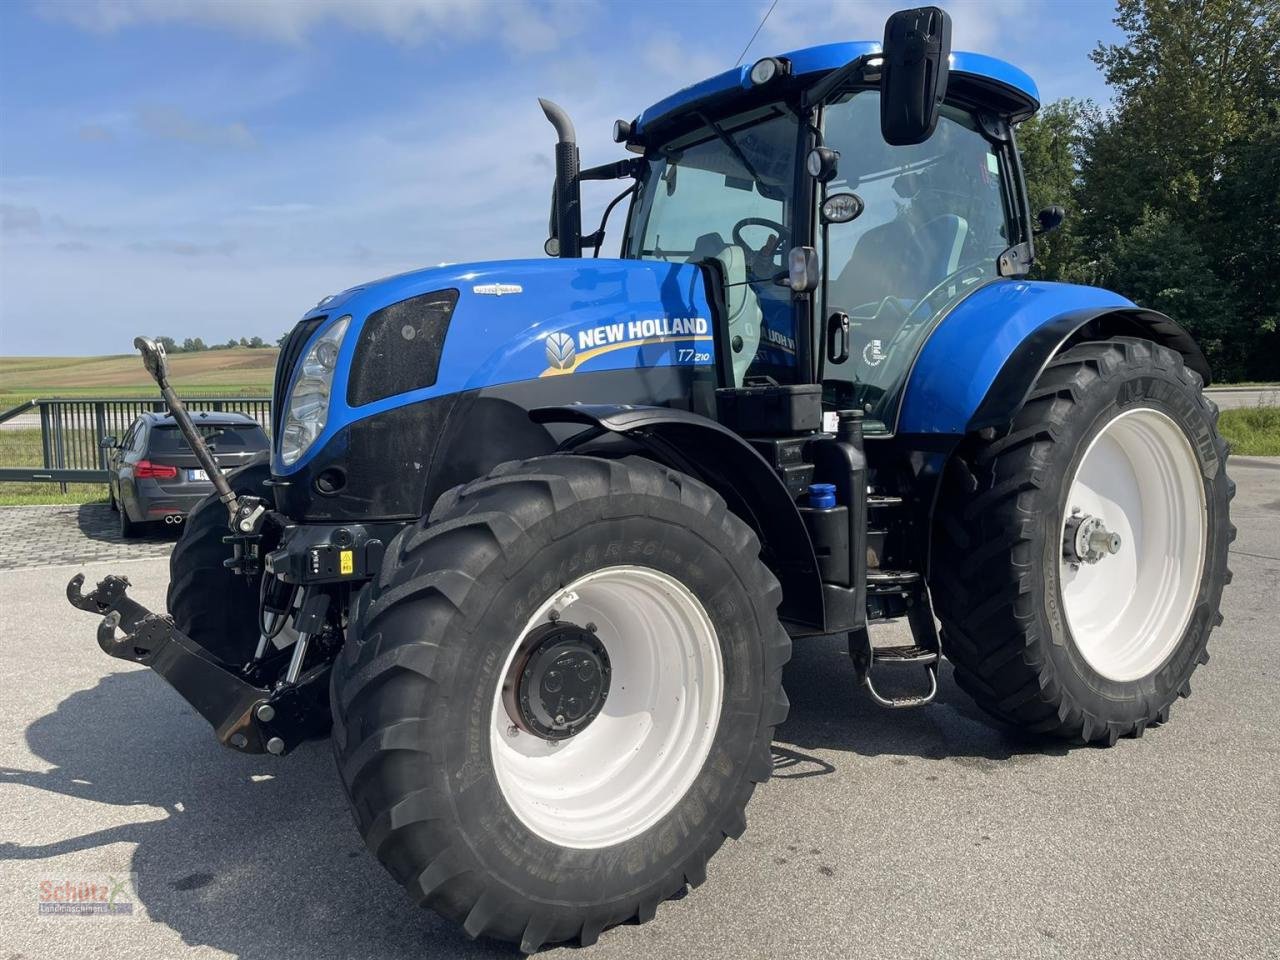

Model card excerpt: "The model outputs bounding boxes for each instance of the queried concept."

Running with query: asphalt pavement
[1,458,1277,960]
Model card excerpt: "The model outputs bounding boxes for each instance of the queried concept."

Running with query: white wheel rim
[1060,407,1206,682]
[490,565,723,849]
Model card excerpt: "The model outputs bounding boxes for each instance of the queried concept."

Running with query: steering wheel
[731,216,789,278]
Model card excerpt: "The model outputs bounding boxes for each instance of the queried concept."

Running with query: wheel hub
[1063,511,1122,565]
[502,621,611,741]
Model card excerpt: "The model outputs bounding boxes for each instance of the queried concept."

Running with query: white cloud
[78,123,115,142]
[0,204,43,234]
[38,0,585,54]
[136,106,256,148]
[759,0,1030,55]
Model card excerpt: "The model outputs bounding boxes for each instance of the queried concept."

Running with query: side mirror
[880,6,952,146]
[1036,205,1066,235]
[99,436,117,449]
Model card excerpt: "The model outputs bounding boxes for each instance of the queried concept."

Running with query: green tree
[155,335,178,353]
[1201,111,1280,378]
[1074,0,1280,381]
[247,335,266,348]
[1103,209,1236,371]
[1016,98,1094,283]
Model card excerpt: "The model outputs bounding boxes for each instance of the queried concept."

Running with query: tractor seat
[689,232,763,386]
[829,213,969,315]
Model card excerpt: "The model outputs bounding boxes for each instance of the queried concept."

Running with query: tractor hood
[275,258,715,473]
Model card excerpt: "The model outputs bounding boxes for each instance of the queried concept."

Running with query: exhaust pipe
[539,98,581,258]
[163,515,185,525]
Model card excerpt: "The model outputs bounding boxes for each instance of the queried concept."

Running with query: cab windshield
[625,103,800,387]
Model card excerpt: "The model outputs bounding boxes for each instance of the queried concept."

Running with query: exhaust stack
[539,98,582,258]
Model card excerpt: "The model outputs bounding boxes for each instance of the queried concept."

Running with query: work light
[748,57,789,86]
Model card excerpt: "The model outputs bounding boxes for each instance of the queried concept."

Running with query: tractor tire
[932,337,1233,744]
[166,457,271,665]
[331,455,789,952]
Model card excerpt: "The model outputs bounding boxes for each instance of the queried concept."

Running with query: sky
[0,0,1125,356]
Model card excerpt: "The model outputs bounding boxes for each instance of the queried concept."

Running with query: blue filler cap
[808,483,837,509]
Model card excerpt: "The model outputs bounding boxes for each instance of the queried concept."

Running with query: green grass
[1219,406,1280,456]
[0,348,275,410]
[0,428,110,506]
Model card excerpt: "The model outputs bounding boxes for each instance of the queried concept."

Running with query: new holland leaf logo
[545,331,576,370]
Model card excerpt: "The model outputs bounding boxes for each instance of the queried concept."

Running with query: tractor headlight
[280,315,350,466]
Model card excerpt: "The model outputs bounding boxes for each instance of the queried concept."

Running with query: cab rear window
[149,424,268,454]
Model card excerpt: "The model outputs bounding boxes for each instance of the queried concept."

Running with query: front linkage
[66,337,332,755]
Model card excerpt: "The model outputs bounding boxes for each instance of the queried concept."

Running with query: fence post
[94,402,108,471]
[39,403,52,469]
[52,403,67,494]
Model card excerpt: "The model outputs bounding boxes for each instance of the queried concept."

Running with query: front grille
[347,289,458,407]
[272,315,326,440]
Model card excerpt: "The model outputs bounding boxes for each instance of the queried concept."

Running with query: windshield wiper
[694,110,764,187]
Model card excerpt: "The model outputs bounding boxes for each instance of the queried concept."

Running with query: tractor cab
[608,37,1040,433]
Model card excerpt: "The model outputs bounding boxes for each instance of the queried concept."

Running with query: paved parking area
[0,458,1277,960]
[0,503,176,569]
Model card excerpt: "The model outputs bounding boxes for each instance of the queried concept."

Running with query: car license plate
[188,469,208,482]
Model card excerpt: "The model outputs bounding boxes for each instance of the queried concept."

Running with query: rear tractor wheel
[933,337,1233,744]
[331,455,790,952]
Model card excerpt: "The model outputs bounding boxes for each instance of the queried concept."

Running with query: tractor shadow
[1,670,513,960]
[772,632,1069,773]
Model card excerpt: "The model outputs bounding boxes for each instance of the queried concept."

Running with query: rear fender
[898,280,1212,436]
[531,404,825,629]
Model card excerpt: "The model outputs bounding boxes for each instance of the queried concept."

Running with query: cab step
[865,643,939,708]
[848,590,941,709]
[872,644,938,665]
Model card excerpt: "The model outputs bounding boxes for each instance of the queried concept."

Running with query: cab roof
[633,41,1040,135]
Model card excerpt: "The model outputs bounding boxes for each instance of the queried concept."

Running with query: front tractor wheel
[331,455,789,952]
[933,337,1233,744]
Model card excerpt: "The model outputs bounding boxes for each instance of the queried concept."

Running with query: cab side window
[818,90,1011,423]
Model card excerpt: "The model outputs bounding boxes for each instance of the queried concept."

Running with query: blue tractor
[69,8,1232,952]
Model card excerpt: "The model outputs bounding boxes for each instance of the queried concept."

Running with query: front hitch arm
[133,336,270,569]
[66,574,331,754]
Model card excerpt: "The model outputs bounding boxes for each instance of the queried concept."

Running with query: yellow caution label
[339,549,354,575]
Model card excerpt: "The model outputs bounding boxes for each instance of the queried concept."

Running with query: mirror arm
[802,54,882,111]
[580,158,643,181]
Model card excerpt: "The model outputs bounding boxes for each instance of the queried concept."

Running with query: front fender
[897,280,1211,436]
[531,404,824,629]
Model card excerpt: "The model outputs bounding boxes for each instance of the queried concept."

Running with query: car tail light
[135,460,178,479]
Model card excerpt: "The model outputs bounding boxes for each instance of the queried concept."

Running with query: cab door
[816,90,1016,431]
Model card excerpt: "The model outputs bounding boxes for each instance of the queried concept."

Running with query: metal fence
[0,397,272,485]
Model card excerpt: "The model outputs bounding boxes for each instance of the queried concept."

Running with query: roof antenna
[735,0,780,66]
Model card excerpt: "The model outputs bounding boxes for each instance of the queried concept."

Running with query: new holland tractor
[68,7,1233,952]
